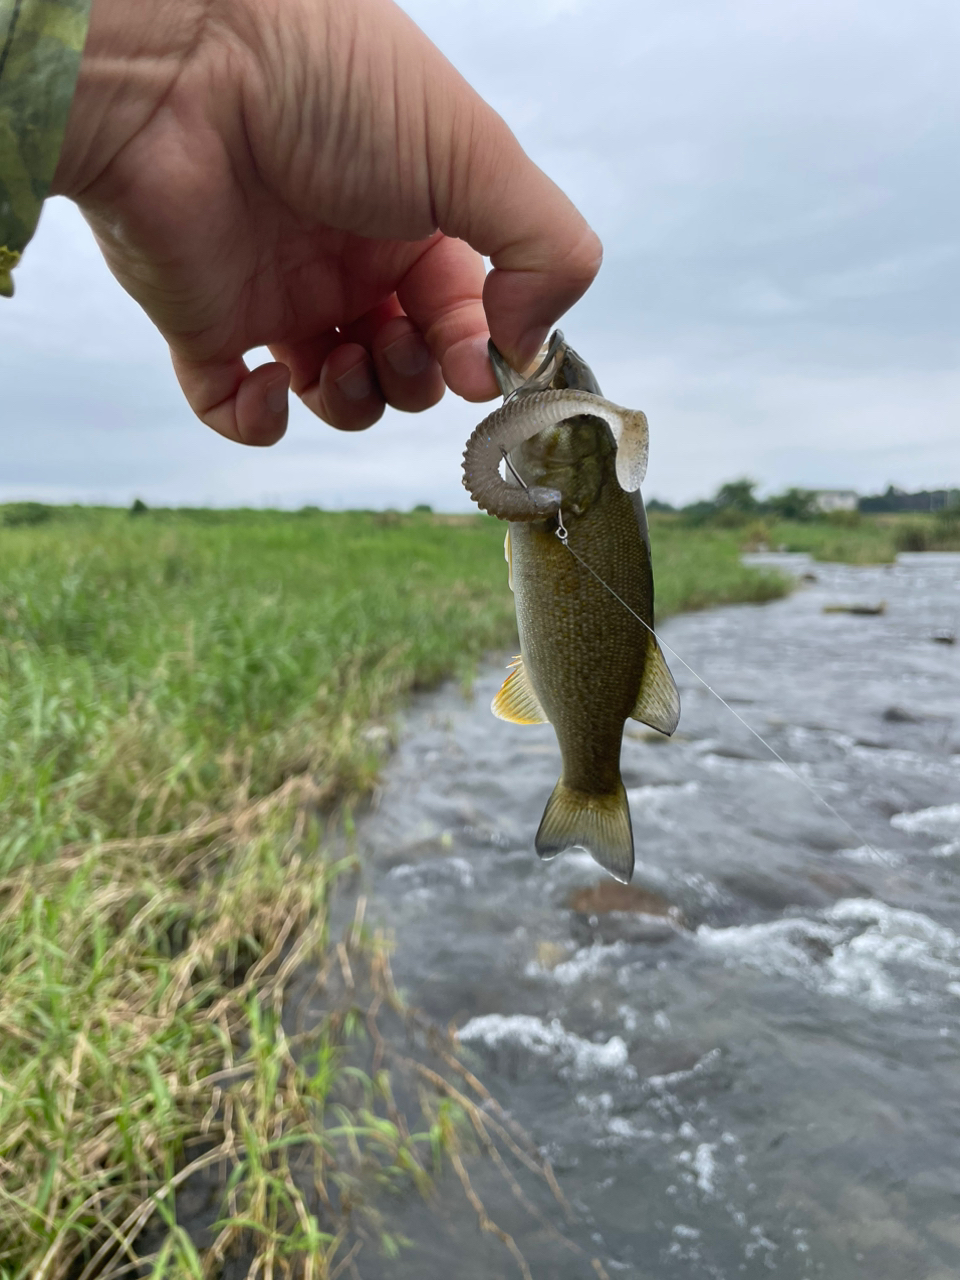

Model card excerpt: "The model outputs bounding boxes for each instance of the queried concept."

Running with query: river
[356,553,960,1279]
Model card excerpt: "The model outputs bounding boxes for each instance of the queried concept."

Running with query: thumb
[424,73,603,369]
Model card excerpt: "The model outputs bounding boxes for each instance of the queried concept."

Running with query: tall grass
[650,517,788,612]
[0,509,522,869]
[763,512,960,564]
[0,506,788,1278]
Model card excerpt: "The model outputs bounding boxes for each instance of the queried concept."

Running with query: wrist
[52,0,208,198]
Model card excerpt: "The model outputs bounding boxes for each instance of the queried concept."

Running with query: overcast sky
[2,0,959,509]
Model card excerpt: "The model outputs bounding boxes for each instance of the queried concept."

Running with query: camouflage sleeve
[0,0,92,297]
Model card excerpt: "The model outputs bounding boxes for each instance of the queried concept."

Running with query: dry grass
[1,774,613,1279]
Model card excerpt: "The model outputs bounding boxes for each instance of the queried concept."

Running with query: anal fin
[631,634,681,735]
[492,655,548,725]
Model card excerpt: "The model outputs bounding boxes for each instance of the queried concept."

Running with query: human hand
[53,0,602,446]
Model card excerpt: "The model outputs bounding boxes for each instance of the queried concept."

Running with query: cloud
[1,0,958,507]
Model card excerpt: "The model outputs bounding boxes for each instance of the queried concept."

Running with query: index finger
[395,232,497,402]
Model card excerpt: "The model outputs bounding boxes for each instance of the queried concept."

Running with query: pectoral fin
[504,528,514,592]
[536,779,634,883]
[492,656,547,724]
[631,635,681,735]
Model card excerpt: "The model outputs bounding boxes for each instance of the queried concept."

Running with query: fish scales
[510,428,651,796]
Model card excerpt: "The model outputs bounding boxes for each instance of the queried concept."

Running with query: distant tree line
[647,481,960,525]
[857,485,960,513]
[647,480,823,525]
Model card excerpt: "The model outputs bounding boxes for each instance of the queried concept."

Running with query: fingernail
[383,331,430,378]
[265,373,289,415]
[335,361,374,402]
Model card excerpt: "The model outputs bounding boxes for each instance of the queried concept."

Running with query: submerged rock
[882,705,924,724]
[567,880,675,917]
[567,880,686,945]
[822,602,886,615]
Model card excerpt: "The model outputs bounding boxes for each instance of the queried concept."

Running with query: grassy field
[0,505,792,1278]
[756,511,960,563]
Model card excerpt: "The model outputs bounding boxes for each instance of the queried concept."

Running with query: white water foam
[672,1224,701,1239]
[457,1014,636,1080]
[645,1048,722,1093]
[625,781,700,831]
[675,1141,721,1196]
[891,802,960,838]
[386,856,475,890]
[852,746,957,775]
[525,940,630,986]
[839,844,903,867]
[693,1142,719,1195]
[697,898,960,1009]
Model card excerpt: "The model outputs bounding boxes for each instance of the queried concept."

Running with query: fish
[461,331,680,882]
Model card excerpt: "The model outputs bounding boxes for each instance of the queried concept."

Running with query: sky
[2,0,959,510]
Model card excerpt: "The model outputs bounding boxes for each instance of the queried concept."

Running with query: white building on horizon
[812,489,859,513]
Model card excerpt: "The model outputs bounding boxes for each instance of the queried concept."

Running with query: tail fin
[535,779,634,883]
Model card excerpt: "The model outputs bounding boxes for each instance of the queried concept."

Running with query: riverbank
[736,511,959,564]
[1,505,791,1277]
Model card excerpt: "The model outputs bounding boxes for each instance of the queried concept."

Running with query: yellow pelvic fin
[492,656,547,724]
[536,779,634,883]
[631,633,681,735]
[504,528,514,592]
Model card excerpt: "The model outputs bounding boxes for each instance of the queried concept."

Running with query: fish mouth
[488,329,567,399]
[462,332,648,521]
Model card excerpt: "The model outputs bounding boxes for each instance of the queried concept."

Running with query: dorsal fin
[631,634,681,734]
[492,656,548,725]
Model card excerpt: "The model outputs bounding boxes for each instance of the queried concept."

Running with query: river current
[356,553,960,1279]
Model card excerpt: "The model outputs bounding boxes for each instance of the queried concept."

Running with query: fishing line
[501,447,528,489]
[554,510,883,858]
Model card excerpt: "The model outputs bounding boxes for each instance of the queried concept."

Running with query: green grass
[0,505,790,1279]
[0,508,522,867]
[766,515,905,563]
[650,516,789,611]
[741,511,960,564]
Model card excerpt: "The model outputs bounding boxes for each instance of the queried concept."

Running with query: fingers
[270,299,446,432]
[315,340,385,432]
[395,233,497,402]
[171,353,290,446]
[372,314,445,412]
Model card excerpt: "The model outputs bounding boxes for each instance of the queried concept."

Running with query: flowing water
[354,553,960,1279]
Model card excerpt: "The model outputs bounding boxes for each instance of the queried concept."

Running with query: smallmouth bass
[462,332,679,882]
